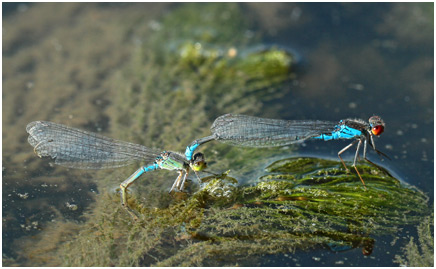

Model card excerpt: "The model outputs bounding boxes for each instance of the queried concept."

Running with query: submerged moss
[106,2,297,196]
[156,3,252,46]
[394,214,434,267]
[110,3,296,147]
[10,3,431,267]
[48,157,429,266]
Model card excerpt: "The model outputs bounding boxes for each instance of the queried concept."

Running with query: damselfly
[26,121,207,219]
[185,114,389,189]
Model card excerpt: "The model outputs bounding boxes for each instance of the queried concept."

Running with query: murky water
[2,3,433,266]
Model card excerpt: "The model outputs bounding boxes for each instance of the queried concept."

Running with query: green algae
[50,157,430,266]
[7,3,432,267]
[105,2,296,193]
[156,3,252,46]
[394,214,434,267]
[31,4,430,266]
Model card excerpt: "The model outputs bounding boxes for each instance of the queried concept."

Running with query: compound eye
[371,125,384,136]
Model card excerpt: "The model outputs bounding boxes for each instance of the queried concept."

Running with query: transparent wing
[26,121,162,169]
[211,114,337,147]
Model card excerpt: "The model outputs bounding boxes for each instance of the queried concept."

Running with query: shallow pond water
[2,2,433,266]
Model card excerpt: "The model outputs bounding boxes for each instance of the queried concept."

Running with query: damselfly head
[369,116,385,136]
[190,152,207,172]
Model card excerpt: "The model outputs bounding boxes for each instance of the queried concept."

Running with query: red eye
[372,125,384,136]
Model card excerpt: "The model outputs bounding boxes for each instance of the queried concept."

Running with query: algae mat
[3,3,433,267]
[21,157,429,266]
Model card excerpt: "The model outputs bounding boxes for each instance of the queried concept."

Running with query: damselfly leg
[337,140,358,173]
[169,171,185,193]
[338,139,367,190]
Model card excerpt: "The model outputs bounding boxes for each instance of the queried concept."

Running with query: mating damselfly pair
[26,114,388,218]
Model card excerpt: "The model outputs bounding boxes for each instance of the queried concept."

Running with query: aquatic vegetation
[394,215,434,267]
[51,157,430,266]
[107,2,296,193]
[157,3,252,46]
[111,3,296,145]
[7,3,431,267]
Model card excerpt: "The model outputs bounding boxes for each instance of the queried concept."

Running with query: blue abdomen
[314,124,362,141]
